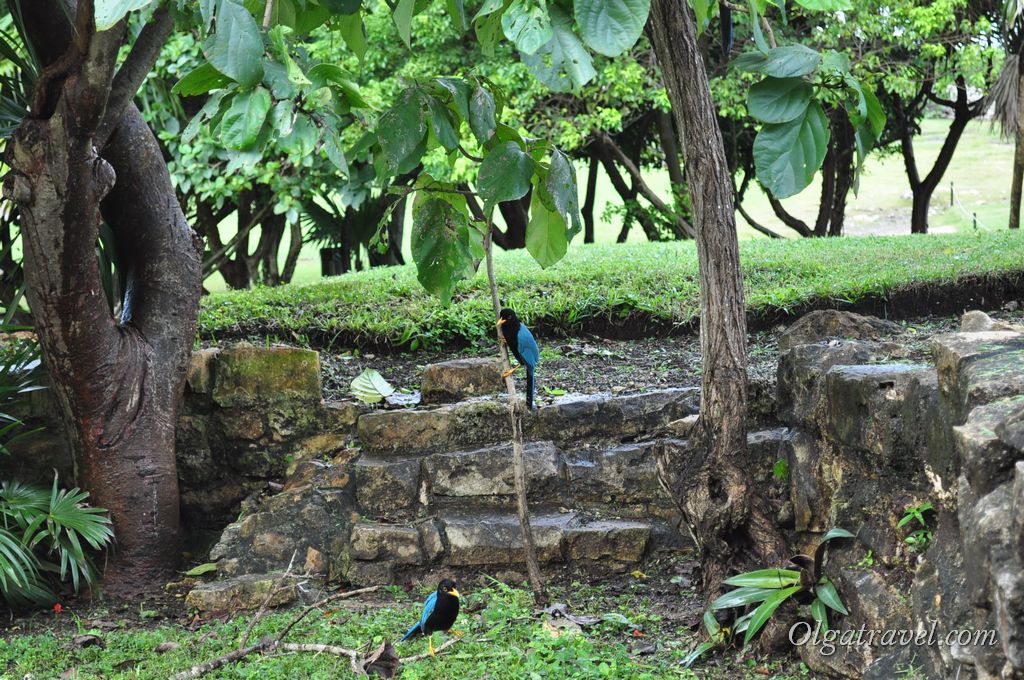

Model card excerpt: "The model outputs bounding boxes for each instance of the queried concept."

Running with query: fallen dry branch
[401,635,460,662]
[171,585,382,679]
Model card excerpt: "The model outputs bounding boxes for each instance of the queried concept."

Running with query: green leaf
[502,0,553,55]
[753,100,829,199]
[743,586,802,645]
[172,63,232,97]
[521,5,596,92]
[377,89,427,174]
[682,640,718,669]
[526,198,568,268]
[220,87,272,150]
[394,0,416,48]
[820,49,850,75]
[702,610,720,636]
[793,0,852,9]
[436,78,472,121]
[322,0,361,13]
[747,77,813,124]
[95,0,157,31]
[427,96,460,151]
[810,597,829,632]
[350,368,396,404]
[723,569,801,588]
[819,527,856,544]
[545,149,582,237]
[410,194,476,304]
[280,114,319,157]
[338,13,368,60]
[308,64,368,108]
[446,0,468,31]
[815,580,849,615]
[294,5,332,33]
[575,0,650,57]
[468,85,497,144]
[203,0,265,88]
[477,141,534,212]
[710,586,776,610]
[184,562,218,577]
[732,45,822,78]
[182,90,227,143]
[691,0,710,33]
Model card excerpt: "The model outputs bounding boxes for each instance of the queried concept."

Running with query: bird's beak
[450,588,461,598]
[496,318,506,327]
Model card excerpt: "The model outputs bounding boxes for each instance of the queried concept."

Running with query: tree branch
[98,6,174,146]
[764,193,813,237]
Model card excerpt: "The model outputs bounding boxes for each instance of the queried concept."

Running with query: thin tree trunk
[1011,54,1024,230]
[647,0,786,591]
[10,0,201,592]
[582,152,598,244]
[483,224,546,605]
[281,217,303,283]
[656,108,686,201]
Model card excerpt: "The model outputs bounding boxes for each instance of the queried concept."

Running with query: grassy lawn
[0,578,820,679]
[204,118,1014,291]
[199,229,1024,351]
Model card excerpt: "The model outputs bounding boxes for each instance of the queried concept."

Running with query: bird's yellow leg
[428,634,435,657]
[447,629,464,637]
[502,365,521,379]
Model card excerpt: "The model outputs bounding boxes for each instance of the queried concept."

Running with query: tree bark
[1011,51,1024,230]
[582,152,598,244]
[8,1,202,592]
[647,0,786,591]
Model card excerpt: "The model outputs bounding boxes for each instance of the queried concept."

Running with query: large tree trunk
[647,0,786,590]
[7,1,201,593]
[1011,52,1024,230]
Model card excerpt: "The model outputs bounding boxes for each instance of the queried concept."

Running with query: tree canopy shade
[0,0,892,594]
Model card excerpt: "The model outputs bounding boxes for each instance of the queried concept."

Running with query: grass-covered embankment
[199,231,1024,351]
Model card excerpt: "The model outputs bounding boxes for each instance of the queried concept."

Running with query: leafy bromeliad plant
[684,528,855,667]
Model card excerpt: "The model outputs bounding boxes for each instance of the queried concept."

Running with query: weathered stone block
[425,441,563,501]
[955,398,1024,496]
[354,458,419,514]
[213,345,321,407]
[933,331,1024,422]
[187,348,219,395]
[777,340,904,428]
[961,310,1024,333]
[778,310,901,353]
[996,399,1024,454]
[185,573,298,612]
[421,358,503,404]
[566,442,658,504]
[444,512,573,565]
[350,523,424,564]
[357,400,506,455]
[563,520,650,562]
[784,429,821,532]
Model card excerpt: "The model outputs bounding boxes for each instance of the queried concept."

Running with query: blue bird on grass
[497,308,540,410]
[400,578,461,657]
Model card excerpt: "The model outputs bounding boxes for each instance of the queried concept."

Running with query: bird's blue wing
[419,591,438,629]
[517,324,540,368]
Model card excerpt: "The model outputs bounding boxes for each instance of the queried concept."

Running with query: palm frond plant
[683,528,855,668]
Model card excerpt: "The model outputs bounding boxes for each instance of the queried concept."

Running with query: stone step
[344,513,656,585]
[356,388,699,456]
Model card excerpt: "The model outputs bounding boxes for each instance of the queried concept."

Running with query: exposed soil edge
[200,270,1024,352]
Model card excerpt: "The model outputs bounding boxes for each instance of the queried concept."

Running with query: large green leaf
[747,77,813,124]
[410,195,476,304]
[710,586,775,610]
[477,141,535,211]
[280,114,319,157]
[350,368,396,404]
[526,197,568,268]
[521,5,595,92]
[377,89,427,173]
[544,149,582,236]
[468,85,497,144]
[733,45,822,79]
[815,580,849,615]
[810,597,829,632]
[308,64,368,108]
[323,0,361,13]
[203,0,265,88]
[723,568,801,588]
[427,96,460,151]
[220,87,272,150]
[393,0,416,47]
[743,585,802,645]
[753,100,830,199]
[337,13,368,60]
[172,63,233,97]
[574,0,650,57]
[502,0,553,55]
[95,0,157,31]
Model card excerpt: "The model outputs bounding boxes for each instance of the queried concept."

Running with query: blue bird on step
[400,578,461,657]
[497,308,540,410]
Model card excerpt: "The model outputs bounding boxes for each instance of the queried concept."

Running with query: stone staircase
[204,388,709,594]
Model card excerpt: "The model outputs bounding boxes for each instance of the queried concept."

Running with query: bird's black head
[437,578,460,599]
[497,308,520,335]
